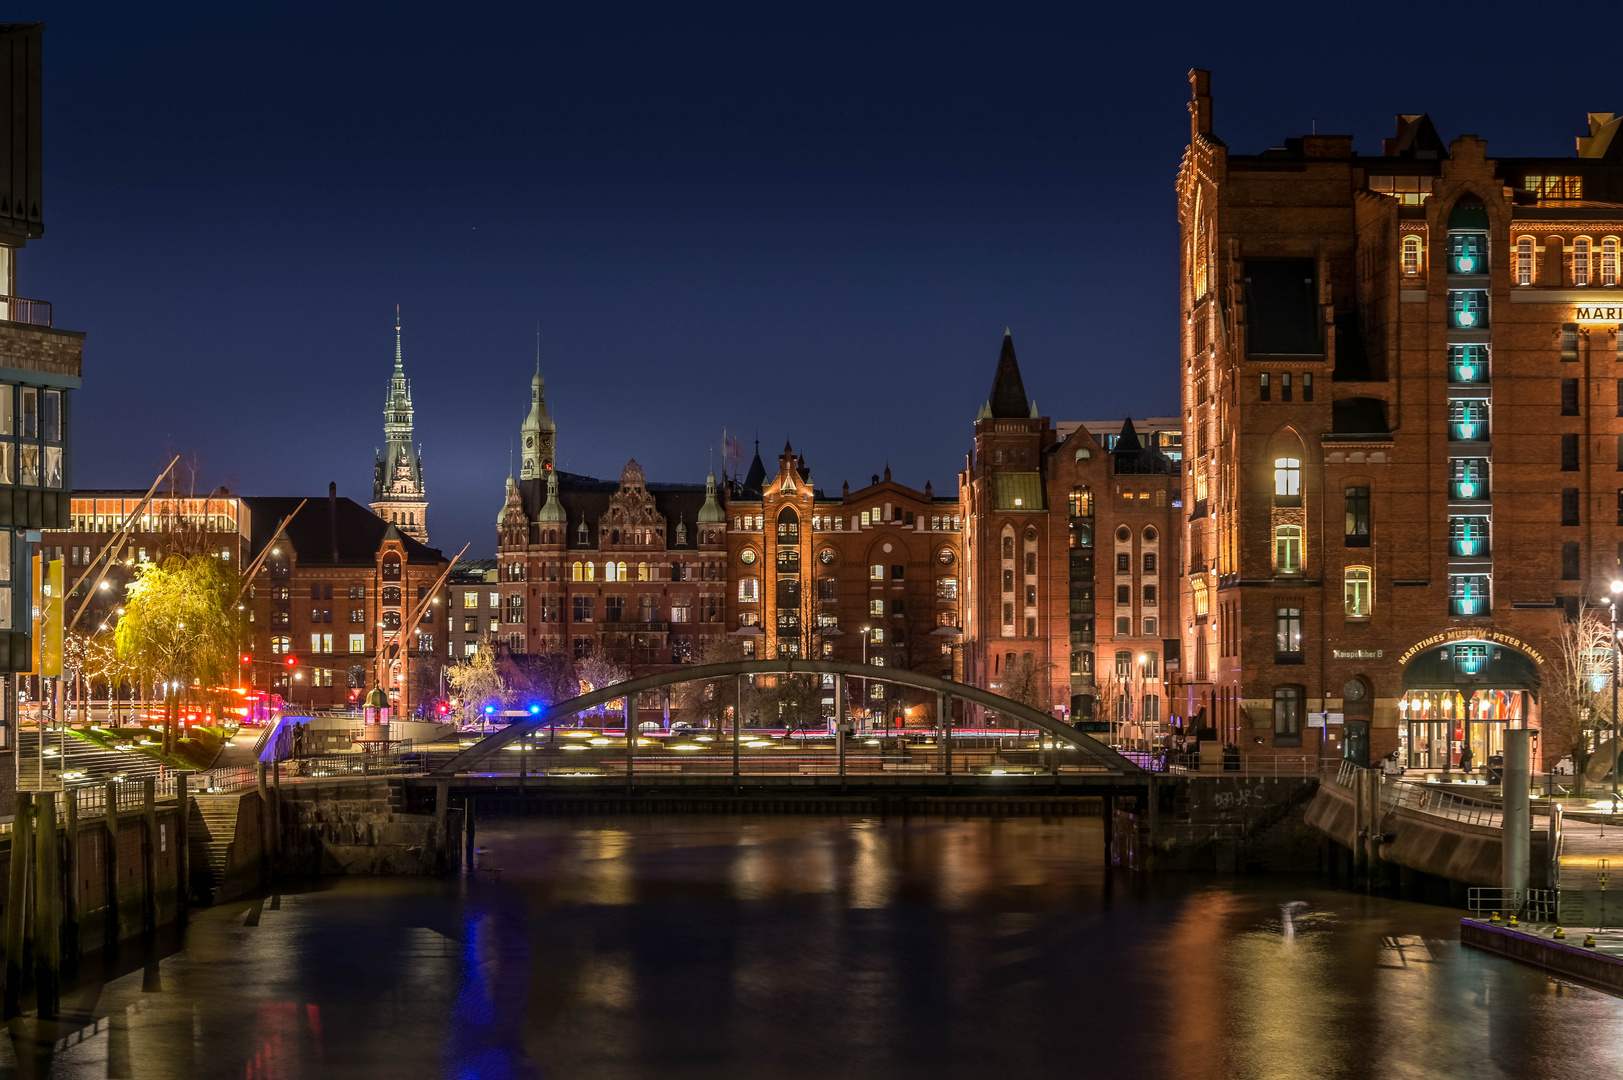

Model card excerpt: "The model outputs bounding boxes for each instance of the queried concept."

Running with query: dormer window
[577,521,588,545]
[676,521,687,545]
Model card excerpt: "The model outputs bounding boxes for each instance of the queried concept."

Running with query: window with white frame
[1516,236,1533,285]
[1401,235,1421,276]
[1274,525,1302,574]
[1344,565,1372,617]
[1604,237,1619,287]
[1575,237,1592,286]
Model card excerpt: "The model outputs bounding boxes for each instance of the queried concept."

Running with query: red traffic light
[240,654,251,664]
[285,655,296,666]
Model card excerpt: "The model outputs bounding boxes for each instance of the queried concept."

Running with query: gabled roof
[243,496,447,566]
[742,440,767,493]
[513,470,712,549]
[986,329,1031,419]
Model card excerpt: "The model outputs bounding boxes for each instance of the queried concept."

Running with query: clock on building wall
[741,549,757,565]
[937,549,954,566]
[525,436,534,448]
[819,548,836,565]
[1343,680,1367,702]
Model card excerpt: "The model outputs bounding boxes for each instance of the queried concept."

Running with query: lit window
[1516,236,1533,285]
[1275,607,1302,654]
[1274,525,1302,573]
[1449,573,1491,617]
[870,564,884,581]
[1273,457,1301,498]
[1449,290,1487,329]
[1575,237,1592,286]
[1401,235,1422,276]
[1604,237,1619,287]
[1191,578,1209,617]
[738,577,759,603]
[1449,515,1489,557]
[1344,566,1372,617]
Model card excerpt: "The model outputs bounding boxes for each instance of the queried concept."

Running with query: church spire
[985,327,1033,420]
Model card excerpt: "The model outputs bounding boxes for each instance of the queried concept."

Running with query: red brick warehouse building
[959,331,1184,731]
[1177,70,1623,766]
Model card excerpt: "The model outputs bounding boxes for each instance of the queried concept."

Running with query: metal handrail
[0,294,52,327]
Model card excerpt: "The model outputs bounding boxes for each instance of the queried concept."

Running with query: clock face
[937,548,954,566]
[525,436,534,448]
[819,549,836,565]
[741,549,757,565]
[1343,680,1366,702]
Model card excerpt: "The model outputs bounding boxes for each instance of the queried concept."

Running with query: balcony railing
[0,294,51,327]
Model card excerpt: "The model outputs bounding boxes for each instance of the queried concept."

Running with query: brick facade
[1177,70,1623,767]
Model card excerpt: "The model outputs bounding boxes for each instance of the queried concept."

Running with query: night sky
[25,2,1620,553]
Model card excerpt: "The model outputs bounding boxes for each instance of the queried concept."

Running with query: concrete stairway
[189,794,245,903]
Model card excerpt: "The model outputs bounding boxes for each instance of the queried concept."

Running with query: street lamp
[861,626,870,732]
[1611,580,1622,803]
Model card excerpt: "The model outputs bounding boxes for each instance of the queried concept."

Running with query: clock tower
[519,362,556,480]
[370,314,429,544]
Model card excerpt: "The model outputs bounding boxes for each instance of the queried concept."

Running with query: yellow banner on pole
[39,557,62,678]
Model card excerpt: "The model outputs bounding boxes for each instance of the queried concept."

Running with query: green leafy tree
[114,554,239,753]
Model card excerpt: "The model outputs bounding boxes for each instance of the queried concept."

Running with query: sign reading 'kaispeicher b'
[1576,304,1623,323]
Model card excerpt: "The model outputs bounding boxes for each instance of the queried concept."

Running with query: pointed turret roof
[742,439,767,492]
[987,328,1031,419]
[1115,416,1143,454]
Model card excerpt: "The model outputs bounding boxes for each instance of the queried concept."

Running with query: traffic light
[240,654,251,664]
[285,655,297,666]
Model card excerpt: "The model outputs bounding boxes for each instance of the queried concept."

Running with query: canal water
[3,815,1618,1079]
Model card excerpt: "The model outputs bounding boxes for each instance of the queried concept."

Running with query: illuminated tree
[114,554,238,752]
[1543,605,1615,794]
[447,647,507,723]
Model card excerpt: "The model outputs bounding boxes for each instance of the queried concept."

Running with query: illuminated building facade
[723,443,963,720]
[959,332,1183,727]
[1177,70,1623,766]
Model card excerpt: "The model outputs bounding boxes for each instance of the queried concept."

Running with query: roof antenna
[535,321,541,376]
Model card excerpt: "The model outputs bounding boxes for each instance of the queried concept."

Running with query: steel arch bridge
[430,658,1143,777]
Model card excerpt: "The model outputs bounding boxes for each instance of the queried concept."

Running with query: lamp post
[861,625,871,732]
[1611,580,1622,803]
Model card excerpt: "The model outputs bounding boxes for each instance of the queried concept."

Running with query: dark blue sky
[26,1,1620,553]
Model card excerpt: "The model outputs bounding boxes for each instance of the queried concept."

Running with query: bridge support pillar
[733,675,743,792]
[938,691,951,789]
[836,674,847,791]
[1504,728,1531,914]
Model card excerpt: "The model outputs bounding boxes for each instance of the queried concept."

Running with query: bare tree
[1543,605,1614,793]
[575,655,631,725]
[672,635,742,728]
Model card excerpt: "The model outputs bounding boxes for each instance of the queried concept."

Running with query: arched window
[1604,237,1619,287]
[271,636,291,655]
[1575,237,1591,286]
[572,561,583,582]
[617,561,627,580]
[1401,235,1422,276]
[382,585,401,607]
[577,521,588,545]
[1344,566,1373,617]
[1191,578,1209,617]
[584,561,596,582]
[604,561,617,582]
[1516,236,1534,285]
[1001,530,1014,558]
[381,555,401,582]
[638,562,649,581]
[1273,525,1302,574]
[777,507,800,543]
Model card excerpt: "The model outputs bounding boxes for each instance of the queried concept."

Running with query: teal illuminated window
[1448,398,1489,441]
[1449,290,1489,329]
[1453,642,1488,675]
[1448,516,1490,557]
[1449,574,1490,617]
[1447,345,1489,384]
[1448,233,1487,275]
[1450,458,1489,501]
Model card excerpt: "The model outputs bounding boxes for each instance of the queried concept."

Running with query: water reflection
[0,815,1619,1078]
